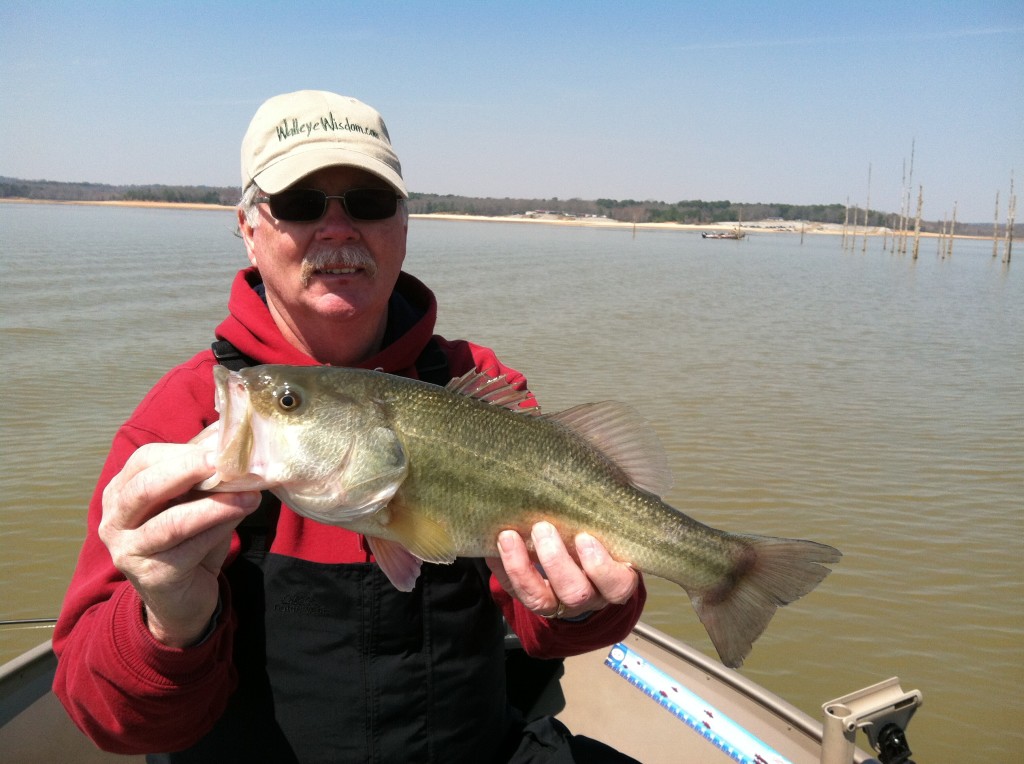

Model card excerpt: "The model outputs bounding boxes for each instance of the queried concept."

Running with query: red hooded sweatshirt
[52,267,645,754]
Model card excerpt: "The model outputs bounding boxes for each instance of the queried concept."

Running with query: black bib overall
[147,538,516,762]
[145,338,637,763]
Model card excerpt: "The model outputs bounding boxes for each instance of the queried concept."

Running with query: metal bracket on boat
[820,677,922,764]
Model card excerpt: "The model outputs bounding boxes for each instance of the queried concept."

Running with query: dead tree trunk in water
[993,190,1001,259]
[948,202,957,259]
[842,198,850,250]
[901,140,916,255]
[1006,173,1016,264]
[912,186,923,261]
[863,163,872,254]
[1006,192,1016,265]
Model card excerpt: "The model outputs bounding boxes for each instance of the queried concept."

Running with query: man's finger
[576,532,638,605]
[532,523,592,610]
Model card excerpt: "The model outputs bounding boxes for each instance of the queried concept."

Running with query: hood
[214,267,439,373]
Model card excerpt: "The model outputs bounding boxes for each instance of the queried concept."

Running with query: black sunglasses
[256,188,400,222]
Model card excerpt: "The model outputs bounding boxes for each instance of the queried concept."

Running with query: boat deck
[555,625,876,763]
[1,624,884,763]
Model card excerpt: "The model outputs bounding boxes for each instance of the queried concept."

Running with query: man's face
[239,165,408,359]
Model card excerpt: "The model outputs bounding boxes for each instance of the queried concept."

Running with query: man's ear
[238,207,258,267]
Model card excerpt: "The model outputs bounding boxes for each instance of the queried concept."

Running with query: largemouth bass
[197,364,840,668]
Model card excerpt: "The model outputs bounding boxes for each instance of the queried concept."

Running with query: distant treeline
[403,193,851,223]
[1,176,1013,236]
[406,193,1009,235]
[0,177,239,206]
[408,193,860,226]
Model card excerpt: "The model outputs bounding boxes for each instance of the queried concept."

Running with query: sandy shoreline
[416,213,982,239]
[414,211,858,236]
[1,197,986,239]
[1,197,237,212]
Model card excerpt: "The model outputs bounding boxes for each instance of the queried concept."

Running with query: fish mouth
[195,366,268,492]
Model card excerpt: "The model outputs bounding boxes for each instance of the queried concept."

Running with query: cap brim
[253,147,408,197]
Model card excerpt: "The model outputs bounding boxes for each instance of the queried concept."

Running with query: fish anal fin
[445,370,539,414]
[366,537,422,592]
[687,535,842,668]
[547,401,673,497]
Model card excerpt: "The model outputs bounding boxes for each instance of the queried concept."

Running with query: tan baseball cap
[241,90,407,197]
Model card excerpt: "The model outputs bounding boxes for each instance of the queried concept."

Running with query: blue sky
[2,1,1021,222]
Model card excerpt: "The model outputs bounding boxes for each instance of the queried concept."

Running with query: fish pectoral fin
[380,499,458,566]
[366,537,422,592]
[366,504,457,591]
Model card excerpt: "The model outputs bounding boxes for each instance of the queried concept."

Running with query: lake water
[1,202,1021,760]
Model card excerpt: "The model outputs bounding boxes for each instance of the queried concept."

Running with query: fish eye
[275,387,302,412]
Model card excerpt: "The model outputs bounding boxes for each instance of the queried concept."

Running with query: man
[53,90,644,762]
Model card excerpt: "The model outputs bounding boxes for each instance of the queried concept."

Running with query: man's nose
[317,197,359,238]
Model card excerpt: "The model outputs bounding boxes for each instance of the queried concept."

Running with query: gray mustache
[300,245,377,286]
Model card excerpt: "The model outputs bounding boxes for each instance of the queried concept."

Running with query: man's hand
[99,443,261,647]
[486,521,639,620]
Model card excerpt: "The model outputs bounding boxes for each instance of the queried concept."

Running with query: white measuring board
[604,643,793,764]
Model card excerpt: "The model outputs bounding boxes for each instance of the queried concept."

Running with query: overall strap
[210,338,451,381]
[413,337,451,387]
[211,339,257,371]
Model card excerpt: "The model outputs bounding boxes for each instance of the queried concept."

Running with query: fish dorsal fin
[445,370,539,414]
[546,401,673,497]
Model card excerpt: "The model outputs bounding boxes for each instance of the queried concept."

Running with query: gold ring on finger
[540,600,566,619]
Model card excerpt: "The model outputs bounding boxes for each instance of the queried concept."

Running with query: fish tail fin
[688,536,841,668]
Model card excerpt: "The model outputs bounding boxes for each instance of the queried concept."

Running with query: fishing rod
[0,617,58,627]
